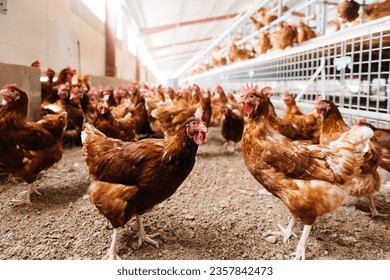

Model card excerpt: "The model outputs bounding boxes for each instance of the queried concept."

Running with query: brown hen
[240,83,379,259]
[0,84,67,205]
[82,107,207,259]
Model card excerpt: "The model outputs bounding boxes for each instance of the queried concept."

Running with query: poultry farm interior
[0,0,390,263]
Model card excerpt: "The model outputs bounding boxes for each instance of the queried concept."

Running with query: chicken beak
[238,96,246,104]
[69,93,76,100]
[198,122,208,133]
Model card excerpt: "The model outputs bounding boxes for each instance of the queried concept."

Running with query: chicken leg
[102,228,121,260]
[223,141,238,153]
[369,195,387,217]
[12,184,42,205]
[136,214,160,249]
[293,225,312,260]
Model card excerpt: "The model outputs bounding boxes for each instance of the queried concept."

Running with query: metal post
[306,0,311,24]
[322,1,327,36]
[278,0,283,17]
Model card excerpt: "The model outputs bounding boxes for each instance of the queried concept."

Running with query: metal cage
[180,4,390,128]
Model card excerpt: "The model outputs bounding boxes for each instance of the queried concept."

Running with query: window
[82,0,105,22]
[116,7,123,40]
[127,26,138,55]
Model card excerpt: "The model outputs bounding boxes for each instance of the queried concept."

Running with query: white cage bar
[180,14,390,128]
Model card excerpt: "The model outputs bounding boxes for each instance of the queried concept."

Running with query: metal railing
[180,12,390,128]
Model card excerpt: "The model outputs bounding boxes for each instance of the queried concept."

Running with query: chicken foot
[266,216,297,243]
[4,173,18,184]
[223,141,237,153]
[102,228,121,260]
[292,225,312,260]
[136,214,160,249]
[12,184,42,206]
[369,195,387,217]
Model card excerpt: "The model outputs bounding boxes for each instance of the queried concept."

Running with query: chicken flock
[189,0,390,76]
[1,62,389,260]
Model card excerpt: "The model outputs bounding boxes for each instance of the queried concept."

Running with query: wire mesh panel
[181,17,390,128]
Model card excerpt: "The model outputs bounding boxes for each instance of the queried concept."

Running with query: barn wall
[0,0,155,83]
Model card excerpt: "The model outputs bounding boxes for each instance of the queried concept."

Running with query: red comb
[240,83,258,96]
[194,107,204,119]
[70,86,79,95]
[3,84,16,90]
[314,96,322,105]
[262,87,273,98]
[102,94,110,101]
[357,118,366,125]
[281,90,290,98]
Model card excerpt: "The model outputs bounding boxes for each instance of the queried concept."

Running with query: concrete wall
[0,0,156,84]
[90,75,132,89]
[0,63,41,121]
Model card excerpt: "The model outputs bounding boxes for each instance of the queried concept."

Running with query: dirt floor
[0,126,390,260]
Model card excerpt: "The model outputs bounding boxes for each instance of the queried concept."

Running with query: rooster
[240,83,379,259]
[0,84,67,205]
[82,107,208,259]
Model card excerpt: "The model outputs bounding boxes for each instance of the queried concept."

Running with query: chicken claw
[137,232,160,249]
[4,174,18,184]
[277,223,297,243]
[266,216,297,243]
[136,214,160,249]
[12,184,41,206]
[368,196,388,218]
[292,246,305,260]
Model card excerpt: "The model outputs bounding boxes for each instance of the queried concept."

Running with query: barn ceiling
[124,0,257,78]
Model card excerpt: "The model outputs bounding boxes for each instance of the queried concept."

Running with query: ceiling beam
[156,57,191,66]
[140,13,238,36]
[154,49,201,61]
[156,53,196,64]
[149,37,212,52]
